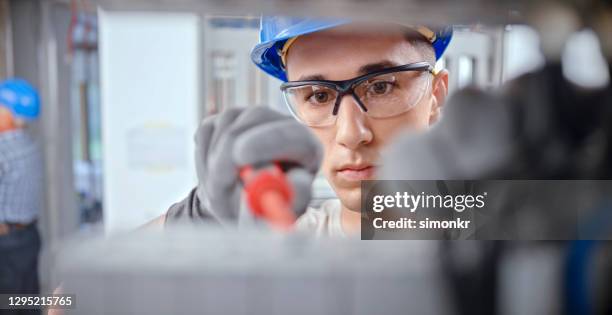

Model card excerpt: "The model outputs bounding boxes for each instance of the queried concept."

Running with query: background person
[0,78,43,315]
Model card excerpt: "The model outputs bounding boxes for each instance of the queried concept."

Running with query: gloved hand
[380,87,514,180]
[166,106,322,227]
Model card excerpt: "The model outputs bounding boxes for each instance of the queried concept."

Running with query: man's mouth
[336,164,377,181]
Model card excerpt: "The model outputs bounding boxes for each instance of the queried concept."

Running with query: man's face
[286,27,449,211]
[0,106,16,132]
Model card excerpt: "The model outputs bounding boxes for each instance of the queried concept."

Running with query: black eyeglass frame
[280,61,434,117]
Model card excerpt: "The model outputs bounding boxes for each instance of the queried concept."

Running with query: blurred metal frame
[92,0,522,26]
[35,0,79,293]
[37,0,80,243]
[0,0,13,78]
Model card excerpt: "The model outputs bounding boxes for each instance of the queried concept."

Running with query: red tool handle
[240,164,296,230]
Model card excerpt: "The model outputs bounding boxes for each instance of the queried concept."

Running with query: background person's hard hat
[0,78,41,120]
[250,16,454,82]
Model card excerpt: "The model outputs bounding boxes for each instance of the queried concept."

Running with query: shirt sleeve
[164,187,217,226]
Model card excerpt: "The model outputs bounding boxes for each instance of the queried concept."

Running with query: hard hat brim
[251,17,453,82]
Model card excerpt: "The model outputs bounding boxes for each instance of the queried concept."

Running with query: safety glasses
[280,61,434,127]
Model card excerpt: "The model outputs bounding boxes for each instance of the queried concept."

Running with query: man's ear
[429,69,449,125]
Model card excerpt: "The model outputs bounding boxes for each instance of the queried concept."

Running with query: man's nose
[334,94,373,149]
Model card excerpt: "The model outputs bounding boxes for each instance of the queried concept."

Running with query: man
[155,18,451,237]
[0,78,43,315]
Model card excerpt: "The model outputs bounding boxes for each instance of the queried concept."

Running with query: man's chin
[333,186,362,213]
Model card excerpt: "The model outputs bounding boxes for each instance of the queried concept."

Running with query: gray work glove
[380,87,514,180]
[166,106,322,227]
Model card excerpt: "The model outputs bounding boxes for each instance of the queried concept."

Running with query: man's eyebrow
[297,74,326,81]
[295,60,400,81]
[357,61,400,75]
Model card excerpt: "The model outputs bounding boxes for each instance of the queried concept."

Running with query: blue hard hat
[250,16,453,82]
[0,78,41,120]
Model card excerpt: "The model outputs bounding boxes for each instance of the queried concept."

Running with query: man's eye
[308,91,332,104]
[368,81,394,95]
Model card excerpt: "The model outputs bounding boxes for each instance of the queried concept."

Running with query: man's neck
[340,205,361,234]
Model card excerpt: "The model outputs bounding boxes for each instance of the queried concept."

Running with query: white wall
[503,25,545,81]
[99,11,199,233]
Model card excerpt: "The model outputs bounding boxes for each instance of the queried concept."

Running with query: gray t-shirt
[295,199,345,237]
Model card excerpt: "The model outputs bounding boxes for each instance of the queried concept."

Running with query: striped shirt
[0,129,42,223]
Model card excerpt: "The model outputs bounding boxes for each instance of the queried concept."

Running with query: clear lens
[353,71,430,118]
[283,84,339,126]
[283,70,430,126]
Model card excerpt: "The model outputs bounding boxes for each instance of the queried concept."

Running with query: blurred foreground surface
[55,227,448,315]
[52,227,611,315]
